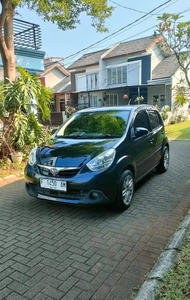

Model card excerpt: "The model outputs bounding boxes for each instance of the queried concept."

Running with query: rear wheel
[156,146,169,173]
[116,170,134,210]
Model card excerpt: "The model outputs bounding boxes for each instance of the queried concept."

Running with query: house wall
[86,66,99,74]
[45,68,66,88]
[128,55,151,84]
[148,44,164,76]
[75,73,86,91]
[148,84,171,109]
[99,58,106,89]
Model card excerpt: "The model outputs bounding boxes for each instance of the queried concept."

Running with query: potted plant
[11,151,23,163]
[135,96,144,105]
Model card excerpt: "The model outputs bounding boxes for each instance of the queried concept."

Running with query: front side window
[134,110,150,131]
[57,110,130,138]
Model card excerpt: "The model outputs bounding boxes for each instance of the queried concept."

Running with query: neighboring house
[38,58,77,126]
[68,35,189,116]
[0,18,45,80]
[0,18,46,127]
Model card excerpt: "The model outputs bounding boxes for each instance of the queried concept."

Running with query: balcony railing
[13,18,42,50]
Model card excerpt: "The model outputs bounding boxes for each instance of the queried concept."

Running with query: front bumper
[24,164,119,205]
[25,182,109,205]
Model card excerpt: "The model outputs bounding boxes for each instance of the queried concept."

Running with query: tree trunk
[0,0,16,82]
[1,113,15,159]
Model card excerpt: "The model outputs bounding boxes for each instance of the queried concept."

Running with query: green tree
[154,13,190,105]
[0,66,53,159]
[0,0,113,82]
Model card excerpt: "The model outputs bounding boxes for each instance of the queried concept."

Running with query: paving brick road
[0,141,190,300]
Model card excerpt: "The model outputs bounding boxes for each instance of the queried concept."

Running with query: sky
[17,0,190,67]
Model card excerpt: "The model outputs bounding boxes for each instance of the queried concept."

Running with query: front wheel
[156,146,169,173]
[116,170,134,210]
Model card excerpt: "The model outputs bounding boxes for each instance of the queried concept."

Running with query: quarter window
[148,111,162,129]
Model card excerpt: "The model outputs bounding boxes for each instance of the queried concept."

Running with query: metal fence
[13,18,42,50]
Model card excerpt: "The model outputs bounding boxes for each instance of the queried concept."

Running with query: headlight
[28,147,38,166]
[87,149,116,172]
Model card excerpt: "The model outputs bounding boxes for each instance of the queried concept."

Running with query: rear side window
[148,110,162,129]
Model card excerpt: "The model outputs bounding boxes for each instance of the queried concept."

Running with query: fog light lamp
[91,192,99,199]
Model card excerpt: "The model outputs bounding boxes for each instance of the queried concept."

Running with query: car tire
[156,146,169,173]
[116,170,134,210]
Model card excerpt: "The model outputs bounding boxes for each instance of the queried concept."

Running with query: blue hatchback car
[25,105,169,210]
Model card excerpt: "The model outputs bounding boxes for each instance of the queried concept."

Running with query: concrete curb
[0,172,24,187]
[134,208,190,300]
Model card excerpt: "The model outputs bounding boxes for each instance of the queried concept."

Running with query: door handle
[150,138,154,144]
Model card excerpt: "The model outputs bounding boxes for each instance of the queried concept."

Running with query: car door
[131,109,156,180]
[147,109,165,165]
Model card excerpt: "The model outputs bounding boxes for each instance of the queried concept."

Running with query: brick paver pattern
[0,141,190,300]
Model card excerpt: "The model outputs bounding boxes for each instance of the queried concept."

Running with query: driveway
[0,141,190,300]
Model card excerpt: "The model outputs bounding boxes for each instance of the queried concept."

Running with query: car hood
[38,137,118,167]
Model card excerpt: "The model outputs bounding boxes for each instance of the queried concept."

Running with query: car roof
[78,105,157,113]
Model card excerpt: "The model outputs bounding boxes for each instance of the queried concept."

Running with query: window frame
[90,94,98,107]
[106,94,118,106]
[86,73,99,90]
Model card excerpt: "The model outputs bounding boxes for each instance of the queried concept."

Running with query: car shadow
[134,168,158,192]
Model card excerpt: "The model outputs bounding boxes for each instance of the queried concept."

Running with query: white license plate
[40,178,67,192]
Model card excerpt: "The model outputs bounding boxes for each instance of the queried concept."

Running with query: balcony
[13,18,42,50]
[106,61,141,87]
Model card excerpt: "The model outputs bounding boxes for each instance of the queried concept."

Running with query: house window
[153,95,159,103]
[107,65,128,86]
[90,95,98,107]
[86,73,99,90]
[106,94,118,106]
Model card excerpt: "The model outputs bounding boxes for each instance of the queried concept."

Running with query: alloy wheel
[122,174,134,205]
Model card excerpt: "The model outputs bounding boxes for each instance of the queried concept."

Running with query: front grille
[38,166,80,178]
[37,187,87,200]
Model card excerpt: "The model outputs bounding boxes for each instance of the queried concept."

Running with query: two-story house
[68,35,189,115]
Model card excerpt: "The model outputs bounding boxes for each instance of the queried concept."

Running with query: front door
[60,100,65,111]
[132,110,156,179]
[147,109,164,165]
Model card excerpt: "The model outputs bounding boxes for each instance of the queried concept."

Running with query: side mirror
[135,127,149,138]
[51,128,58,135]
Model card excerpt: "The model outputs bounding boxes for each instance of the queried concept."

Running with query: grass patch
[165,120,190,140]
[0,172,11,178]
[156,233,190,300]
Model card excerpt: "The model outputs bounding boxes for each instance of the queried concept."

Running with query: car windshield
[56,110,130,139]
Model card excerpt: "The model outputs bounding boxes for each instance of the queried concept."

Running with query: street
[0,141,190,300]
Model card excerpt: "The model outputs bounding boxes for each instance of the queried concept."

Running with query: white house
[68,35,190,117]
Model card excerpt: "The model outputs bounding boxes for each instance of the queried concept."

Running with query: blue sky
[17,0,190,67]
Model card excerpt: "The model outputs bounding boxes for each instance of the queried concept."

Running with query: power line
[64,25,156,67]
[65,0,184,67]
[64,0,171,62]
[109,0,160,16]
